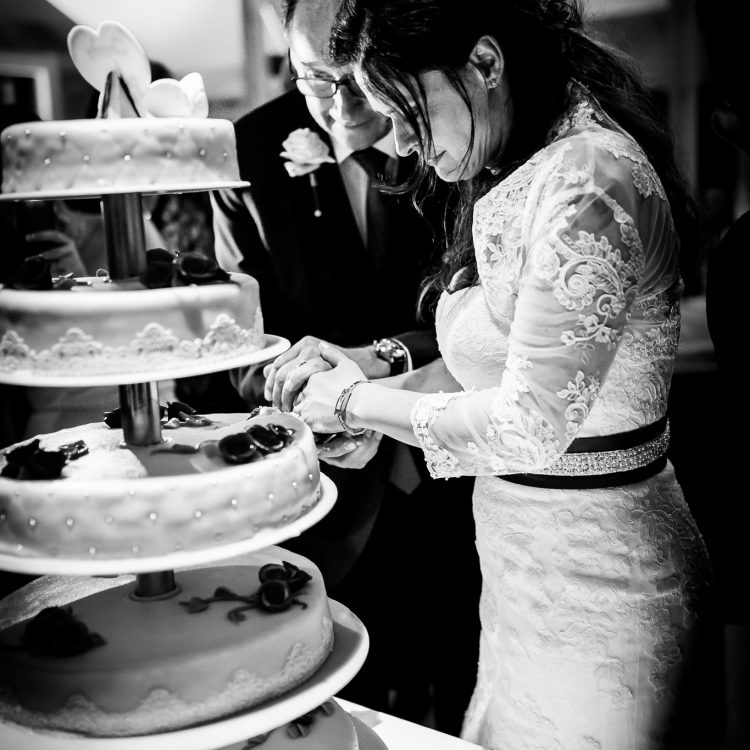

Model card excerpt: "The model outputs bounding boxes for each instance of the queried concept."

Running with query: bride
[283,0,722,747]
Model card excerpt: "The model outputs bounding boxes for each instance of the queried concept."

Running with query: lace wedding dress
[411,92,718,749]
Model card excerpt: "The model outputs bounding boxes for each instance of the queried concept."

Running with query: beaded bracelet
[334,380,371,436]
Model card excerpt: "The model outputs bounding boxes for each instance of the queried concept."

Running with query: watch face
[375,339,404,363]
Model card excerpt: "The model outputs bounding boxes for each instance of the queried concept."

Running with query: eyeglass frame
[287,53,366,99]
[291,73,367,99]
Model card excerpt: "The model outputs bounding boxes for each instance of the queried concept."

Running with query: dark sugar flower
[21,606,105,657]
[219,432,260,464]
[1,438,68,480]
[259,561,312,594]
[175,254,230,286]
[258,579,292,612]
[6,255,53,290]
[139,247,176,288]
[246,425,284,453]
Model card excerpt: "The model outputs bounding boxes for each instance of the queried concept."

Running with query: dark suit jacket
[211,90,448,586]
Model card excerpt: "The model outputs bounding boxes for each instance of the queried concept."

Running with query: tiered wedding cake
[0,20,382,750]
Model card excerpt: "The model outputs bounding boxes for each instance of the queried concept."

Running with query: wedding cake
[0,20,373,750]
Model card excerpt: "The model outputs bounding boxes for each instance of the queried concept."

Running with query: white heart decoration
[67,21,151,113]
[180,72,209,118]
[143,73,209,118]
[144,79,192,118]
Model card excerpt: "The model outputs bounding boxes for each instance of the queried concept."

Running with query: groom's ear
[468,35,504,88]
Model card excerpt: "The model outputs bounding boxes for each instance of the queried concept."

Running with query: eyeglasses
[292,74,366,99]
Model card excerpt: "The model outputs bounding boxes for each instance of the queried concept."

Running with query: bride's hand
[294,343,366,433]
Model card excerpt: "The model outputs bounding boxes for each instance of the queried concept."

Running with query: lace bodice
[412,95,682,479]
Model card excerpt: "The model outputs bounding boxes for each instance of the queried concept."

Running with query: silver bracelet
[334,380,370,436]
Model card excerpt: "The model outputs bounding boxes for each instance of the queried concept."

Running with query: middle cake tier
[0,412,321,561]
[0,271,266,385]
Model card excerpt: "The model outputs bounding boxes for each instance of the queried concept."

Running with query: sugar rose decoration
[281,128,335,217]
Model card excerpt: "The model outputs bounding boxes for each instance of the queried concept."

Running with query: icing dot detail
[292,481,298,488]
[308,473,314,481]
[132,545,140,554]
[230,498,238,507]
[43,158,51,166]
[148,512,158,522]
[83,153,91,162]
[89,546,97,556]
[194,510,203,519]
[24,129,31,137]
[16,544,23,552]
[123,154,132,162]
[65,518,75,528]
[28,517,37,528]
[0,511,6,523]
[268,493,274,501]
[59,130,66,139]
[198,147,207,157]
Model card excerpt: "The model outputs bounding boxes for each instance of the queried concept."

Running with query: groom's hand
[263,335,389,410]
[318,430,384,469]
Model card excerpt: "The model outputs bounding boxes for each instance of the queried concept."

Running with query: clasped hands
[262,335,383,467]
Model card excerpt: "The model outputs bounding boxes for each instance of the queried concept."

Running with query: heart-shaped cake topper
[143,73,209,118]
[68,21,151,117]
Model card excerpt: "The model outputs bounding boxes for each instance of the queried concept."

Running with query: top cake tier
[1,118,245,198]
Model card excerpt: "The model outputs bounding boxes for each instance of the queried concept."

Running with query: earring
[487,78,497,89]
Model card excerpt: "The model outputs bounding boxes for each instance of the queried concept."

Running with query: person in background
[209,0,479,733]
[696,1,750,748]
[292,0,723,747]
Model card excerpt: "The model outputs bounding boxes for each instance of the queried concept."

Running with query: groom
[211,0,479,735]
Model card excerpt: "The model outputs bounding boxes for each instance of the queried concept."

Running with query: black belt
[500,415,669,489]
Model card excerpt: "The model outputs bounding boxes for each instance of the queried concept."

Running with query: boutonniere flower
[280,128,335,217]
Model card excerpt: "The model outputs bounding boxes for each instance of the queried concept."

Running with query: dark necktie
[350,147,391,269]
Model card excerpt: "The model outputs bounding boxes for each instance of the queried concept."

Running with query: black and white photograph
[0,1,747,748]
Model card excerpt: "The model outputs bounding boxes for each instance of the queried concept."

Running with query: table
[338,699,484,750]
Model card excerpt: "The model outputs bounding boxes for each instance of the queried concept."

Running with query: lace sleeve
[411,133,670,479]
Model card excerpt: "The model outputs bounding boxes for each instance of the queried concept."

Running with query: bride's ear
[469,35,504,90]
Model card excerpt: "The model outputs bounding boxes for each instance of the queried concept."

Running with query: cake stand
[0,179,371,747]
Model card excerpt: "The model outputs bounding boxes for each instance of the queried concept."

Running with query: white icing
[0,413,320,558]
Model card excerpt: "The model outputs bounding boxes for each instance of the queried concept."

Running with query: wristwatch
[372,338,407,375]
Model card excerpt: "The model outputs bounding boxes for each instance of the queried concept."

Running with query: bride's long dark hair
[329,0,696,315]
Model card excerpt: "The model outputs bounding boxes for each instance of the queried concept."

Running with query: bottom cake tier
[0,550,334,737]
[220,697,360,750]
